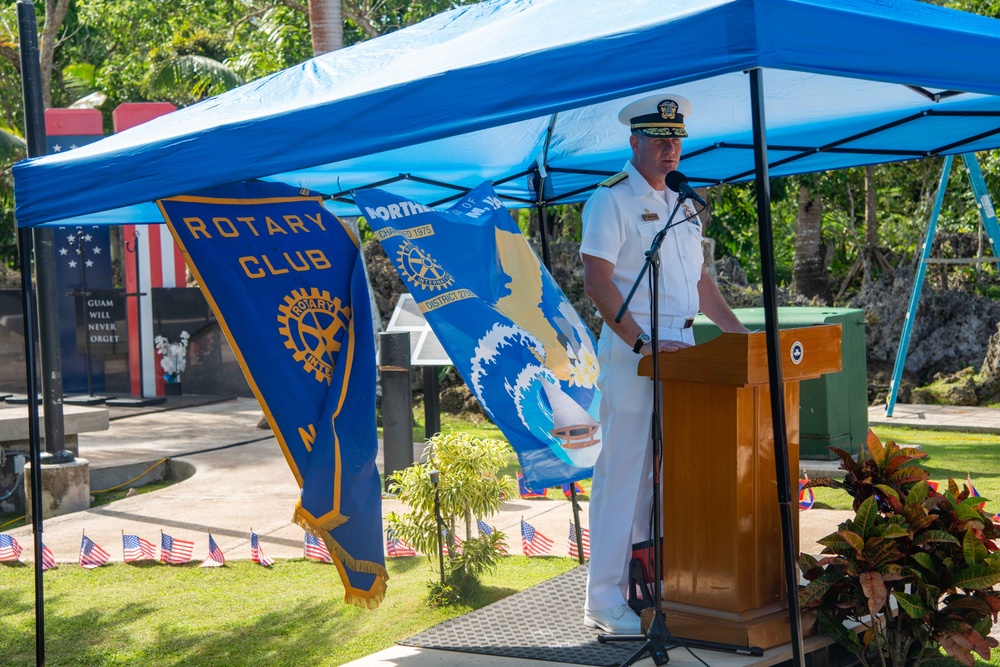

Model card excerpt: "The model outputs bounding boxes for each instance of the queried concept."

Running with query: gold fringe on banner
[293,512,388,609]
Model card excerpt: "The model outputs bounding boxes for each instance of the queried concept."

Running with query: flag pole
[531,161,586,565]
[16,2,50,663]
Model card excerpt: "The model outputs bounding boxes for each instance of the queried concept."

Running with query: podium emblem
[790,341,804,365]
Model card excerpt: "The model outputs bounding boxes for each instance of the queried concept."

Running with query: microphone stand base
[598,613,671,666]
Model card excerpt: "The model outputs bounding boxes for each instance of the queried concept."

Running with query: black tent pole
[748,67,805,666]
[537,189,552,269]
[16,2,48,664]
[531,165,585,564]
[16,227,45,667]
[17,1,71,465]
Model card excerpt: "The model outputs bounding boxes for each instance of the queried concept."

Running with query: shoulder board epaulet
[598,172,628,188]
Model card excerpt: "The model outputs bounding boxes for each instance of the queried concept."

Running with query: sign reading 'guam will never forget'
[355,182,601,488]
[157,181,385,609]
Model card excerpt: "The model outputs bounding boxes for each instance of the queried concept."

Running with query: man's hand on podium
[639,339,692,357]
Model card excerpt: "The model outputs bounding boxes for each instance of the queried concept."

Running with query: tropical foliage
[385,432,514,600]
[800,430,1000,667]
[2,0,1000,293]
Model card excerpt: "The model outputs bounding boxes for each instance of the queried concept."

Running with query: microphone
[665,170,707,207]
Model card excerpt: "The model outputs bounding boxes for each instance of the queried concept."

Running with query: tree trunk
[308,0,344,56]
[792,183,832,303]
[863,164,878,285]
[39,0,73,109]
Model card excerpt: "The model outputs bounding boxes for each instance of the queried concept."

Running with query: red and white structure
[114,103,185,397]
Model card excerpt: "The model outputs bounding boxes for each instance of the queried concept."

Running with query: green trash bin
[691,307,867,460]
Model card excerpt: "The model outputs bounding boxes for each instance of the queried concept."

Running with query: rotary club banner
[156,181,385,608]
[354,181,601,488]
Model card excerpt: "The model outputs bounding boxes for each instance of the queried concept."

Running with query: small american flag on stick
[521,519,553,556]
[160,532,195,564]
[304,532,333,563]
[251,530,275,567]
[568,522,590,560]
[80,534,111,569]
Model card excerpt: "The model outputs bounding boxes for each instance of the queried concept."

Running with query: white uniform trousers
[585,322,694,612]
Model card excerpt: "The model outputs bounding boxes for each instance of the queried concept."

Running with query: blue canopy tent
[12,0,1000,660]
[12,0,1000,227]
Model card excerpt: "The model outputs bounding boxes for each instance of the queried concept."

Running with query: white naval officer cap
[618,93,692,138]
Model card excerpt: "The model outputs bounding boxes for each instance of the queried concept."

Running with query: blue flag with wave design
[355,181,601,488]
[156,181,385,608]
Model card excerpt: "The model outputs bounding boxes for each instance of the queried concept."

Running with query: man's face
[630,134,683,185]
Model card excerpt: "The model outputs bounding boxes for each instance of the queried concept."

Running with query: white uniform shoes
[583,604,642,634]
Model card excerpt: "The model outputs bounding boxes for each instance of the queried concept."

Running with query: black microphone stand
[597,193,762,665]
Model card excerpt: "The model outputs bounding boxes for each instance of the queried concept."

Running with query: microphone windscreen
[664,170,687,193]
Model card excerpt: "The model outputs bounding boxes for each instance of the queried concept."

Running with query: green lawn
[0,557,577,667]
[5,419,1000,665]
[810,426,1000,514]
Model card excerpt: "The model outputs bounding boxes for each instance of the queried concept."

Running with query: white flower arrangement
[153,331,190,383]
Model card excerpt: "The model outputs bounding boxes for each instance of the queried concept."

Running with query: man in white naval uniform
[579,94,749,634]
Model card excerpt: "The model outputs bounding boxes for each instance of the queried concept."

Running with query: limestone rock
[849,267,1000,387]
[977,322,1000,402]
[363,240,407,329]
[439,384,485,417]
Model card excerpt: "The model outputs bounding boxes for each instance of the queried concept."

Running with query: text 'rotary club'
[180,211,335,279]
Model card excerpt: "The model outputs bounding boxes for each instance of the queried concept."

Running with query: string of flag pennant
[5,473,996,569]
[1,519,589,568]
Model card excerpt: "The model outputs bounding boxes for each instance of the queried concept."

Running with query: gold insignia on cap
[658,99,679,120]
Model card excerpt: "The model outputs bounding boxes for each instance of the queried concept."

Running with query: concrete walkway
[5,394,852,564]
[5,397,597,564]
[869,402,1000,433]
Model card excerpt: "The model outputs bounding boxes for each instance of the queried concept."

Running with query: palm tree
[309,0,343,55]
[0,126,25,165]
[144,55,245,105]
[792,181,832,303]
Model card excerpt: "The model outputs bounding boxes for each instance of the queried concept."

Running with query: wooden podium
[637,325,842,649]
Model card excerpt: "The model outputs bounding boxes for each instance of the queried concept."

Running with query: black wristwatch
[633,332,651,354]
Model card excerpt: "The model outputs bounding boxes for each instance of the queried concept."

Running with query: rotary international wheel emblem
[396,241,454,292]
[278,288,352,383]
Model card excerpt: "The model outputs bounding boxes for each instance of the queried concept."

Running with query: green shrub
[800,431,1000,667]
[385,432,515,603]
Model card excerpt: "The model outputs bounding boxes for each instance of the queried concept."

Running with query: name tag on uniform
[642,213,659,221]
